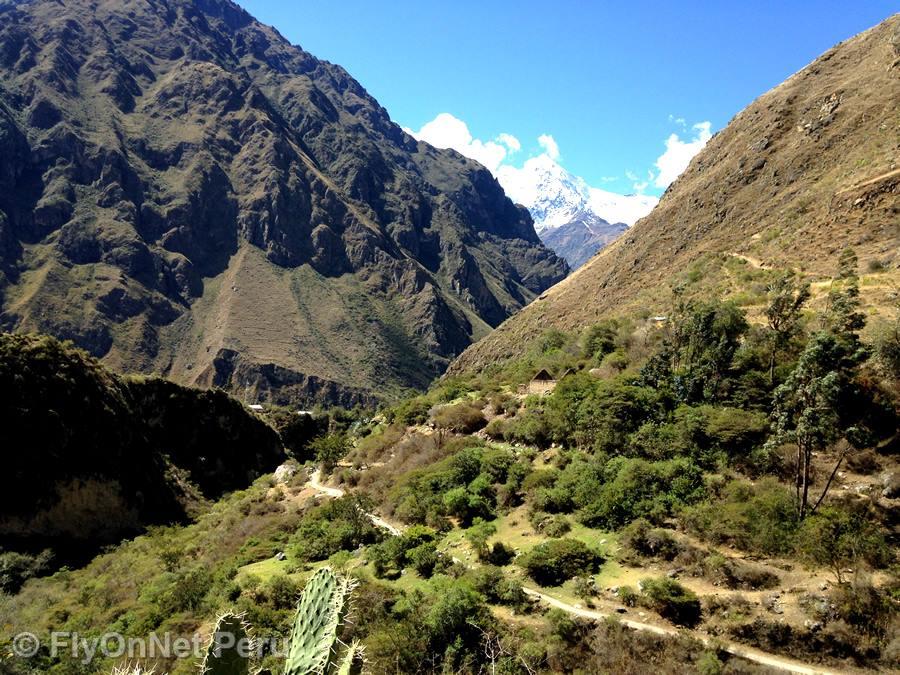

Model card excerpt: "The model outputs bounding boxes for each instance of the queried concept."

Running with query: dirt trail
[308,469,402,535]
[303,469,844,675]
[523,588,841,675]
[834,167,900,195]
[728,252,769,269]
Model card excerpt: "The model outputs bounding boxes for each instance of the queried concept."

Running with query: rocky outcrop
[0,0,567,404]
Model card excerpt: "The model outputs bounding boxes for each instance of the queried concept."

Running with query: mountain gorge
[0,0,567,405]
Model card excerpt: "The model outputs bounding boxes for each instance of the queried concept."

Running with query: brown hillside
[451,14,900,373]
[0,0,567,406]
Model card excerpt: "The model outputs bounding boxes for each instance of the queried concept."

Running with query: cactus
[283,567,357,675]
[202,612,253,675]
[110,568,363,675]
[334,641,365,675]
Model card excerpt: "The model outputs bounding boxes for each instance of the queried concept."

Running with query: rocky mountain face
[499,155,656,268]
[0,0,567,405]
[451,14,900,373]
[540,214,627,270]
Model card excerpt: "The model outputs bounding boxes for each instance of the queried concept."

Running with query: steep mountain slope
[0,332,283,560]
[0,0,567,405]
[499,155,656,268]
[541,215,626,270]
[451,14,900,373]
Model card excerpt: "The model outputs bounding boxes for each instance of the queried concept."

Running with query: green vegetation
[3,250,899,674]
[639,577,702,627]
[518,539,603,586]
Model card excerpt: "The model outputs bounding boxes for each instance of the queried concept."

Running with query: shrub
[0,550,53,594]
[464,518,497,560]
[542,515,572,538]
[518,538,603,586]
[504,410,552,447]
[640,577,702,627]
[682,478,799,556]
[391,397,431,425]
[617,585,638,607]
[620,519,680,560]
[579,457,705,529]
[467,566,528,609]
[310,433,350,474]
[796,507,891,583]
[484,417,509,440]
[290,495,381,562]
[830,576,895,638]
[432,402,486,433]
[704,556,779,590]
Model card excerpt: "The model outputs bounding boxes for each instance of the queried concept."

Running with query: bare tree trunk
[800,444,812,520]
[811,449,847,515]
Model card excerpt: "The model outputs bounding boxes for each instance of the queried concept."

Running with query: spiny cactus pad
[335,641,365,675]
[202,612,252,675]
[283,568,356,675]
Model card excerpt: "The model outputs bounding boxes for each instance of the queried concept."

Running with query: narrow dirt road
[522,588,841,675]
[304,469,841,675]
[308,469,403,535]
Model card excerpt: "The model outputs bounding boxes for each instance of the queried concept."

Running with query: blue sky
[237,0,897,196]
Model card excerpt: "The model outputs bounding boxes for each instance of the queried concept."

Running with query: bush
[518,538,603,586]
[640,577,702,627]
[541,515,572,538]
[682,478,799,556]
[704,556,779,590]
[466,566,528,609]
[620,519,680,560]
[0,550,54,594]
[290,495,381,562]
[432,402,487,433]
[579,457,705,529]
[796,507,891,583]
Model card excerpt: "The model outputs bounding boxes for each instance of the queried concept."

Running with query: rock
[274,551,286,561]
[274,462,298,484]
[881,472,900,499]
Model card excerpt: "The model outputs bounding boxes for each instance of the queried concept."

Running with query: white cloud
[537,134,560,161]
[405,112,520,173]
[497,133,521,152]
[405,112,659,228]
[653,121,712,188]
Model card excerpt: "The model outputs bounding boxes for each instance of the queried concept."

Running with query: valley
[0,2,898,675]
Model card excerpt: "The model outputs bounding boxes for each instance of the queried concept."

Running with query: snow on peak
[497,156,657,233]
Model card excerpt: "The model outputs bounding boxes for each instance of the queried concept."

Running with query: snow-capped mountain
[497,155,658,268]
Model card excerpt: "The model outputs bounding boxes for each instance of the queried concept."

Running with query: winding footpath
[304,469,843,675]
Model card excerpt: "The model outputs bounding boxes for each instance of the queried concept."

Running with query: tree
[770,250,872,519]
[825,248,867,359]
[642,297,748,402]
[764,272,811,383]
[768,333,855,519]
[465,517,497,561]
[310,432,349,474]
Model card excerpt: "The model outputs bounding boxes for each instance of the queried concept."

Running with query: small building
[525,368,558,396]
[248,404,264,412]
